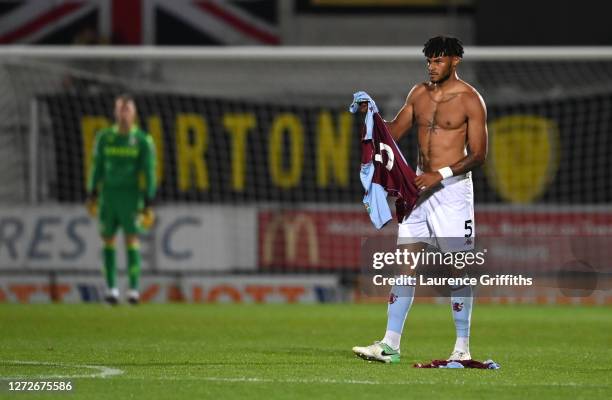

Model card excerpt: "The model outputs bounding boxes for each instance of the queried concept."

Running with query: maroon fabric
[361,113,419,223]
[414,359,494,369]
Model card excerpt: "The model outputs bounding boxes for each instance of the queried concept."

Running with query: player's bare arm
[449,92,487,175]
[384,85,421,141]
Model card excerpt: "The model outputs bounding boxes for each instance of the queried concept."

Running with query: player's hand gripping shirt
[350,91,419,229]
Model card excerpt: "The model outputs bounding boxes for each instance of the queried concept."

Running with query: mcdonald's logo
[261,213,320,267]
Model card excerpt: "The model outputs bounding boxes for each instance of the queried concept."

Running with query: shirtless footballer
[353,36,488,363]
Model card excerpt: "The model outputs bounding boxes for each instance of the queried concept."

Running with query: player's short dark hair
[115,93,135,104]
[423,36,464,58]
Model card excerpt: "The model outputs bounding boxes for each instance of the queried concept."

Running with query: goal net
[1,46,611,303]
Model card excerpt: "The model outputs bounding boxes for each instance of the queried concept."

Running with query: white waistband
[416,167,471,186]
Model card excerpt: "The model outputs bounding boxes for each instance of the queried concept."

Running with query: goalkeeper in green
[86,94,157,305]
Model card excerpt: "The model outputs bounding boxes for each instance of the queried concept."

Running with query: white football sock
[451,285,473,352]
[382,330,402,351]
[454,336,470,353]
[382,284,414,351]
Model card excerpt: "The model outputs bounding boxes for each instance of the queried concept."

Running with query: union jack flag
[0,0,105,44]
[0,0,279,45]
[151,0,279,45]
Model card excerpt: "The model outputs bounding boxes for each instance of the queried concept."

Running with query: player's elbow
[473,152,486,167]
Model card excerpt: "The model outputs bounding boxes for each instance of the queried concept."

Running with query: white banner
[0,205,256,271]
[154,206,256,271]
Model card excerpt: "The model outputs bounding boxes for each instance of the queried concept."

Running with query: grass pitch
[1,303,610,399]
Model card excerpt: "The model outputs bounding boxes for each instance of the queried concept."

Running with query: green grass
[1,303,611,399]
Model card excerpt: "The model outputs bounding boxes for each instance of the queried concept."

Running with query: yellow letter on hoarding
[223,113,256,191]
[269,114,303,188]
[317,111,351,187]
[146,115,164,184]
[81,116,110,184]
[176,114,209,191]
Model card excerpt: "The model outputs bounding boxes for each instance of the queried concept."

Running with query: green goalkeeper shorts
[98,189,143,237]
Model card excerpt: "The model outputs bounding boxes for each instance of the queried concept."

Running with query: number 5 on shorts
[464,219,473,237]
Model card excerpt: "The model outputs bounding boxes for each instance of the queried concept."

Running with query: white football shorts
[398,170,475,252]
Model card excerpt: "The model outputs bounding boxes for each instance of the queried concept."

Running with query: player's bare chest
[414,94,466,131]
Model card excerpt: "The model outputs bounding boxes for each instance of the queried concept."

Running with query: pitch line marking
[125,376,611,388]
[0,360,124,379]
[199,376,380,385]
[3,363,610,388]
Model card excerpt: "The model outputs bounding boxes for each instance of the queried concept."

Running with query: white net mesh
[1,47,612,276]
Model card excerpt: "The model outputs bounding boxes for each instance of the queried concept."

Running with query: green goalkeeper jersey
[87,124,156,200]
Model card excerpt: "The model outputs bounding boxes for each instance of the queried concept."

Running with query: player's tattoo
[418,149,429,171]
[426,109,439,135]
[423,109,439,164]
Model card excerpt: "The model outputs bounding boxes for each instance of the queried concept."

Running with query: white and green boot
[352,341,400,364]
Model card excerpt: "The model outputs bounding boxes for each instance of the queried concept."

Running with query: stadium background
[0,0,611,305]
